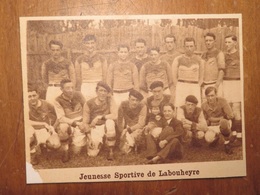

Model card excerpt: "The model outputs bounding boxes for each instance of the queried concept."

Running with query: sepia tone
[0,0,259,194]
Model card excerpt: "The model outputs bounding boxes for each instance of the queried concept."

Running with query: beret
[129,89,144,101]
[185,95,198,104]
[150,81,164,90]
[96,81,111,92]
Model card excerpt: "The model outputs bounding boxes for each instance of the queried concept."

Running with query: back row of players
[28,32,242,165]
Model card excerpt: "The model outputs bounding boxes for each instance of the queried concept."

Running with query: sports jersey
[41,57,75,85]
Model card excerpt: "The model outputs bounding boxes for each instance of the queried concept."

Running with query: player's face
[163,105,174,120]
[152,87,164,100]
[129,95,140,109]
[150,50,160,63]
[185,101,196,114]
[184,41,196,56]
[61,82,74,99]
[204,36,215,50]
[225,37,236,52]
[28,91,39,107]
[84,39,96,53]
[50,44,62,60]
[96,86,108,102]
[206,90,217,104]
[165,37,175,51]
[118,47,129,61]
[151,106,160,115]
[135,42,146,56]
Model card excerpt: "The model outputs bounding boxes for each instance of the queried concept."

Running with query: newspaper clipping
[20,14,246,184]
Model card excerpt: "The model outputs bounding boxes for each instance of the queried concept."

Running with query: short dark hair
[225,35,237,42]
[96,81,111,93]
[164,34,176,43]
[60,78,72,89]
[150,81,164,90]
[184,37,196,45]
[149,47,160,53]
[117,44,130,51]
[135,38,147,46]
[204,32,216,40]
[27,83,39,93]
[83,34,96,42]
[49,40,63,49]
[205,86,217,96]
[162,102,175,111]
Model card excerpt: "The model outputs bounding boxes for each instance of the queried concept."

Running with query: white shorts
[81,82,98,101]
[223,80,241,103]
[175,82,201,107]
[113,91,129,107]
[46,86,62,104]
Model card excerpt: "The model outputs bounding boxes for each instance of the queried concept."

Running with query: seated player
[27,85,61,165]
[83,81,117,160]
[118,89,147,154]
[177,95,208,146]
[54,79,87,162]
[201,86,235,154]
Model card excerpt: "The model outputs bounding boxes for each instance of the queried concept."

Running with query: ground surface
[34,136,243,169]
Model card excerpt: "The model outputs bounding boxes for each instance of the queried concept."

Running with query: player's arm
[82,102,91,133]
[102,56,108,82]
[199,58,205,86]
[132,64,139,91]
[139,65,147,93]
[41,62,48,85]
[53,100,75,125]
[74,59,82,91]
[117,103,124,133]
[128,104,147,132]
[171,57,179,87]
[105,97,118,120]
[196,111,208,132]
[106,63,113,89]
[216,51,225,88]
[166,62,174,94]
[68,61,76,87]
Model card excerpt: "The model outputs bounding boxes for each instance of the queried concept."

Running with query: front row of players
[28,79,242,165]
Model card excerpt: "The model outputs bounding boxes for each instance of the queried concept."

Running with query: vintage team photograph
[20,14,246,183]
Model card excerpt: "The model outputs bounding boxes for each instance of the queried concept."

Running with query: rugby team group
[27,32,242,166]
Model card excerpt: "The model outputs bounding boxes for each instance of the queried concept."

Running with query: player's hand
[143,126,150,135]
[183,123,191,131]
[88,138,95,149]
[90,116,102,127]
[159,140,168,148]
[120,129,127,139]
[48,126,55,135]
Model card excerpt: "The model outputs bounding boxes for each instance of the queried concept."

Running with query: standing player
[130,38,150,72]
[54,79,86,162]
[201,32,225,101]
[172,37,204,108]
[83,81,117,160]
[41,40,76,103]
[201,87,234,154]
[75,34,108,100]
[140,47,174,97]
[160,34,182,66]
[106,44,139,106]
[223,35,242,145]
